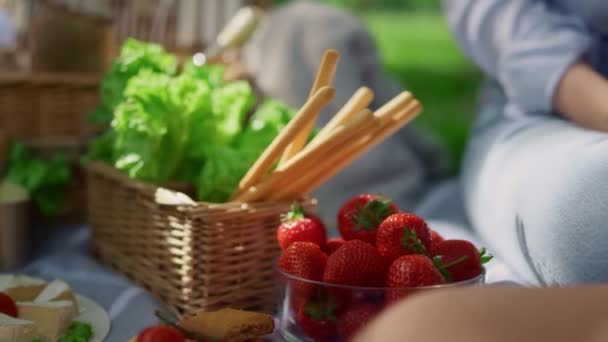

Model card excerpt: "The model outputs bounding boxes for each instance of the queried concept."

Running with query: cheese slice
[34,279,79,313]
[0,313,39,342]
[17,300,76,342]
[0,274,47,302]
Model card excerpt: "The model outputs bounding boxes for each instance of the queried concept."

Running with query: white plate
[75,294,111,342]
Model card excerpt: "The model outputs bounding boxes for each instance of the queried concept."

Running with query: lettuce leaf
[182,59,225,88]
[234,98,294,164]
[112,71,190,182]
[196,146,251,203]
[4,143,71,216]
[92,39,177,125]
[188,81,254,160]
[81,130,115,165]
[111,68,254,185]
[84,39,296,203]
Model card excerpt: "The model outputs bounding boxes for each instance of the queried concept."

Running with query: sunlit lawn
[362,12,482,170]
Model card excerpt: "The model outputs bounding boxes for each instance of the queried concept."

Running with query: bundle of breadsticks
[231,49,422,202]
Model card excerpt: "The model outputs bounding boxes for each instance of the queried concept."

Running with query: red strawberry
[430,229,444,245]
[429,229,444,254]
[387,254,445,287]
[277,205,327,250]
[338,194,399,245]
[0,292,17,317]
[386,254,445,305]
[137,325,185,342]
[279,242,328,303]
[386,254,445,304]
[279,242,328,280]
[323,240,388,287]
[376,213,432,261]
[297,300,338,341]
[324,238,345,255]
[338,303,382,341]
[432,240,492,282]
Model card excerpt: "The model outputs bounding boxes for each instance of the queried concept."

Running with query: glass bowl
[276,266,485,341]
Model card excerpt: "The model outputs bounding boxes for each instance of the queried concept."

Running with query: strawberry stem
[440,255,469,269]
[400,228,428,255]
[432,255,469,283]
[432,255,452,282]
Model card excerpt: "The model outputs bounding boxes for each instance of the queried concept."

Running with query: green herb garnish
[57,321,93,342]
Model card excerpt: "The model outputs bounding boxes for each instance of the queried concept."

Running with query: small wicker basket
[0,72,102,224]
[86,162,316,315]
[0,72,101,140]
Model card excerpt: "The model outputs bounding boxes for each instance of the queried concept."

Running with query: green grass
[362,12,482,170]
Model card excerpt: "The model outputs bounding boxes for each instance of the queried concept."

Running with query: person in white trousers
[444,0,608,284]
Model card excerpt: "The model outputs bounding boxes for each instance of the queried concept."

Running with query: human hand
[553,62,608,132]
[354,285,608,342]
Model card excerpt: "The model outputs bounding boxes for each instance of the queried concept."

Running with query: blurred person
[0,0,16,68]
[355,285,608,342]
[0,5,14,48]
[444,0,608,284]
[244,0,452,224]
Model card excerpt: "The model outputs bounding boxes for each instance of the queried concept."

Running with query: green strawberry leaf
[282,203,305,222]
[353,196,395,231]
[479,247,493,264]
[303,296,337,323]
[323,300,338,324]
[304,303,322,321]
[432,254,469,283]
[432,255,453,283]
[400,228,428,255]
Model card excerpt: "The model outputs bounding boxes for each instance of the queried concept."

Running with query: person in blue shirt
[444,0,608,284]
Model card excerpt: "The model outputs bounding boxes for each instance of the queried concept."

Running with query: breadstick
[276,109,375,173]
[279,50,340,164]
[310,86,374,144]
[234,175,280,202]
[301,100,422,196]
[232,86,335,199]
[238,109,375,202]
[374,91,413,122]
[308,49,341,97]
[240,92,417,201]
[280,100,422,199]
[291,91,414,190]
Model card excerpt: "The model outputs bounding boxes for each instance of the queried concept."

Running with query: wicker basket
[0,72,101,140]
[86,162,316,315]
[0,72,102,224]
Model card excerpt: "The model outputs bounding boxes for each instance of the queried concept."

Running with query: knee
[520,142,608,284]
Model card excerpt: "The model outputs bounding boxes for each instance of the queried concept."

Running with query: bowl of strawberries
[275,194,491,341]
